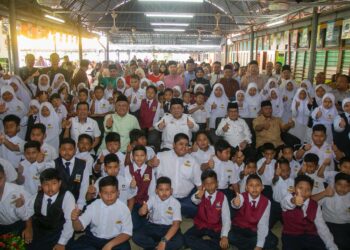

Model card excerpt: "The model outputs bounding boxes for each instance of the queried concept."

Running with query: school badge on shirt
[47,124,53,129]
[166,206,173,215]
[74,174,81,183]
[115,220,122,224]
[143,174,150,182]
[184,160,191,167]
[215,201,222,210]
[16,106,22,112]
[152,106,157,112]
[287,186,294,193]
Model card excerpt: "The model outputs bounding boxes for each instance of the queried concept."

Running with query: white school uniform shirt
[257,158,277,186]
[189,103,210,124]
[156,150,202,198]
[20,160,54,195]
[27,191,75,245]
[124,87,145,113]
[289,159,301,179]
[94,175,137,205]
[62,157,89,210]
[216,117,252,148]
[92,98,111,114]
[272,177,294,203]
[281,194,338,250]
[42,143,58,162]
[191,146,215,166]
[0,182,32,225]
[124,163,157,198]
[129,146,156,163]
[306,172,325,195]
[302,142,336,171]
[0,157,17,182]
[323,170,339,186]
[147,195,182,226]
[75,151,95,175]
[239,175,249,193]
[55,104,68,123]
[0,135,25,168]
[232,193,271,248]
[98,149,126,177]
[70,117,101,144]
[212,156,239,189]
[79,199,132,239]
[319,192,350,224]
[191,190,231,237]
[205,84,229,129]
[154,113,199,149]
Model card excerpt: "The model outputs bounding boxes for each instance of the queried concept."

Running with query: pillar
[250,27,254,61]
[106,35,110,62]
[9,0,19,74]
[78,15,83,62]
[308,7,319,81]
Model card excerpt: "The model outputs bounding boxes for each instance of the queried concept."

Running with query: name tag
[74,174,81,183]
[226,169,232,173]
[115,220,122,224]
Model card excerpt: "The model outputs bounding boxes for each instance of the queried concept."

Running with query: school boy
[133,176,184,250]
[75,133,95,175]
[125,74,145,117]
[26,168,75,250]
[184,170,230,250]
[321,156,350,186]
[30,123,58,161]
[139,85,159,132]
[54,138,89,210]
[188,92,210,130]
[229,174,278,250]
[71,176,132,250]
[281,175,338,250]
[155,133,202,218]
[238,157,257,193]
[0,164,32,236]
[280,145,300,179]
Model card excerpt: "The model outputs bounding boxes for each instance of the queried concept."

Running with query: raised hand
[324,185,335,197]
[322,158,331,166]
[36,150,45,163]
[275,163,281,176]
[130,176,137,189]
[187,117,194,129]
[106,116,113,128]
[12,194,25,208]
[232,192,241,207]
[0,102,8,114]
[296,101,300,110]
[316,110,322,119]
[303,144,312,151]
[158,119,166,129]
[196,186,205,200]
[71,204,81,221]
[293,189,304,207]
[339,118,346,129]
[139,201,148,216]
[222,122,230,132]
[211,102,217,110]
[208,156,215,169]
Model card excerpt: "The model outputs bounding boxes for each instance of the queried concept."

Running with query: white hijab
[206,83,229,110]
[300,79,315,98]
[314,84,330,106]
[38,74,51,92]
[29,99,41,110]
[8,76,32,106]
[245,82,262,108]
[342,97,350,111]
[172,85,182,98]
[261,77,278,100]
[116,77,127,93]
[193,83,205,94]
[51,73,66,93]
[320,93,338,120]
[269,88,284,118]
[281,79,297,103]
[0,85,27,118]
[38,102,60,141]
[292,88,310,124]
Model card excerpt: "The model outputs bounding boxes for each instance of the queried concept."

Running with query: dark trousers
[228,227,278,250]
[131,203,147,231]
[184,226,221,250]
[0,220,25,235]
[176,188,198,218]
[68,230,130,250]
[145,129,161,153]
[27,230,71,250]
[282,234,326,250]
[262,185,273,201]
[218,188,236,219]
[132,223,184,250]
[326,222,350,250]
[269,201,282,229]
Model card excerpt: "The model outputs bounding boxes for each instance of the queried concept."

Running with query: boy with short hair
[280,145,300,179]
[54,138,89,210]
[184,170,230,250]
[257,143,277,200]
[75,133,95,175]
[30,123,58,161]
[71,176,132,250]
[315,173,350,250]
[94,132,125,177]
[133,176,184,250]
[320,156,350,186]
[86,153,137,209]
[0,114,25,168]
[281,175,338,250]
[90,85,112,117]
[26,168,75,250]
[125,145,157,230]
[229,174,278,250]
[125,74,145,116]
[139,85,159,131]
[0,164,32,236]
[238,157,257,193]
[189,92,210,131]
[298,153,326,195]
[50,93,67,123]
[17,141,54,195]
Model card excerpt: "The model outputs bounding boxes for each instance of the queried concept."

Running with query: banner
[342,18,350,39]
[326,21,335,41]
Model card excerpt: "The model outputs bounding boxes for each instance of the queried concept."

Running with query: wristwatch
[161,237,168,243]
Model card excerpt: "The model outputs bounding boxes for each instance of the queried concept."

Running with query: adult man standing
[42,53,69,83]
[184,58,196,89]
[219,64,239,100]
[240,60,265,91]
[164,61,186,92]
[19,54,40,86]
[71,59,90,90]
[209,61,223,87]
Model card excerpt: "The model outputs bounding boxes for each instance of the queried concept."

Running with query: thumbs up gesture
[187,116,194,129]
[12,194,25,208]
[316,110,322,119]
[133,96,137,104]
[149,155,160,168]
[130,176,137,189]
[36,150,45,163]
[322,158,331,167]
[106,116,113,128]
[139,201,148,216]
[232,192,241,207]
[196,186,205,200]
[87,180,97,197]
[222,122,230,132]
[158,119,166,129]
[293,189,304,207]
[0,102,8,114]
[71,204,81,221]
[208,156,215,169]
[339,118,346,129]
[275,163,282,176]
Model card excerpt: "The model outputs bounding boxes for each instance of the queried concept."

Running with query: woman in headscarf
[300,79,315,98]
[311,93,338,144]
[235,90,249,118]
[172,86,182,99]
[244,82,262,119]
[51,73,66,94]
[205,83,229,130]
[37,74,51,93]
[24,99,41,141]
[260,77,278,101]
[281,79,297,123]
[289,88,312,143]
[8,76,32,106]
[190,67,211,97]
[38,102,60,150]
[269,88,284,118]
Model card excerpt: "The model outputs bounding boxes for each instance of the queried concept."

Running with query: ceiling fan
[110,10,119,34]
[212,13,223,36]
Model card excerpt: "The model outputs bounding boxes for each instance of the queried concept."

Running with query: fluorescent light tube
[266,20,285,27]
[140,0,202,2]
[154,28,185,32]
[151,23,189,26]
[45,14,65,23]
[146,13,193,18]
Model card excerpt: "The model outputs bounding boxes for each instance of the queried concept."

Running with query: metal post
[308,7,319,81]
[106,35,110,62]
[9,0,19,74]
[250,27,254,61]
[78,16,83,62]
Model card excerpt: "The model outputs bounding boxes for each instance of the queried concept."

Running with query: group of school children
[0,62,349,250]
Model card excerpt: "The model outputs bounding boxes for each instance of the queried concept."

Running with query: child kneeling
[132,177,184,250]
[70,176,132,250]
